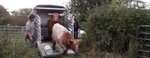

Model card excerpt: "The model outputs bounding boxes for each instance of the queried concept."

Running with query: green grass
[0,34,127,58]
[0,35,39,58]
[0,34,87,58]
[0,34,85,58]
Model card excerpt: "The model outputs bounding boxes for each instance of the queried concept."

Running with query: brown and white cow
[52,23,81,54]
[47,13,81,54]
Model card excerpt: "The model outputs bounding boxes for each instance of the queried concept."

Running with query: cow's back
[52,23,69,42]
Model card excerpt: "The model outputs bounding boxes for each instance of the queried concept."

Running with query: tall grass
[0,28,130,58]
[0,32,39,58]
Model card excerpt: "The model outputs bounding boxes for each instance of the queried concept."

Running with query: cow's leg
[59,43,67,55]
[63,48,68,55]
[52,40,56,50]
[48,32,52,41]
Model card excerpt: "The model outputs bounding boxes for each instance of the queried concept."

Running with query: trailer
[28,5,75,58]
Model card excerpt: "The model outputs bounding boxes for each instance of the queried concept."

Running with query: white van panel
[37,13,50,27]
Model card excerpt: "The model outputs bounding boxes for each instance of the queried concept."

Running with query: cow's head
[70,39,82,54]
[49,13,60,23]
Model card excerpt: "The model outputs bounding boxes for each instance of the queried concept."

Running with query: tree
[0,5,9,17]
[0,5,10,25]
[69,0,150,57]
[68,0,113,28]
[69,0,112,14]
[10,8,32,26]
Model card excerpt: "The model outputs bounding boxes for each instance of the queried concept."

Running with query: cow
[47,13,81,54]
[52,23,81,54]
[47,13,60,41]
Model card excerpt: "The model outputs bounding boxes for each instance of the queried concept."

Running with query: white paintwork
[78,30,86,38]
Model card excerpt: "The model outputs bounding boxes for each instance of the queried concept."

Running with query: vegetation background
[68,0,150,58]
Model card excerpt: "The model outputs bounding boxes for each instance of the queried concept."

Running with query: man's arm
[78,28,80,33]
[77,23,80,33]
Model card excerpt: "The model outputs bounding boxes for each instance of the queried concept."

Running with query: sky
[0,0,70,11]
[141,0,150,9]
[0,0,149,11]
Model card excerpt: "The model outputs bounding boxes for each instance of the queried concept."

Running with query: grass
[0,34,86,58]
[0,35,39,58]
[0,34,128,58]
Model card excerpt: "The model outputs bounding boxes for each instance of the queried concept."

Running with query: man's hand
[29,35,33,41]
[78,29,80,34]
[26,30,33,41]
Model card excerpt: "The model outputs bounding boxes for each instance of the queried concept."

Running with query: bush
[80,1,149,55]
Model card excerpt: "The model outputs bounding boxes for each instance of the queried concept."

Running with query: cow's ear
[76,39,82,44]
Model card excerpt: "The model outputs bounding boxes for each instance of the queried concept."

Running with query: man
[72,17,80,39]
[25,14,36,44]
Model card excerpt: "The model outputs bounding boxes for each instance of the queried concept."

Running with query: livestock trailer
[29,5,75,58]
